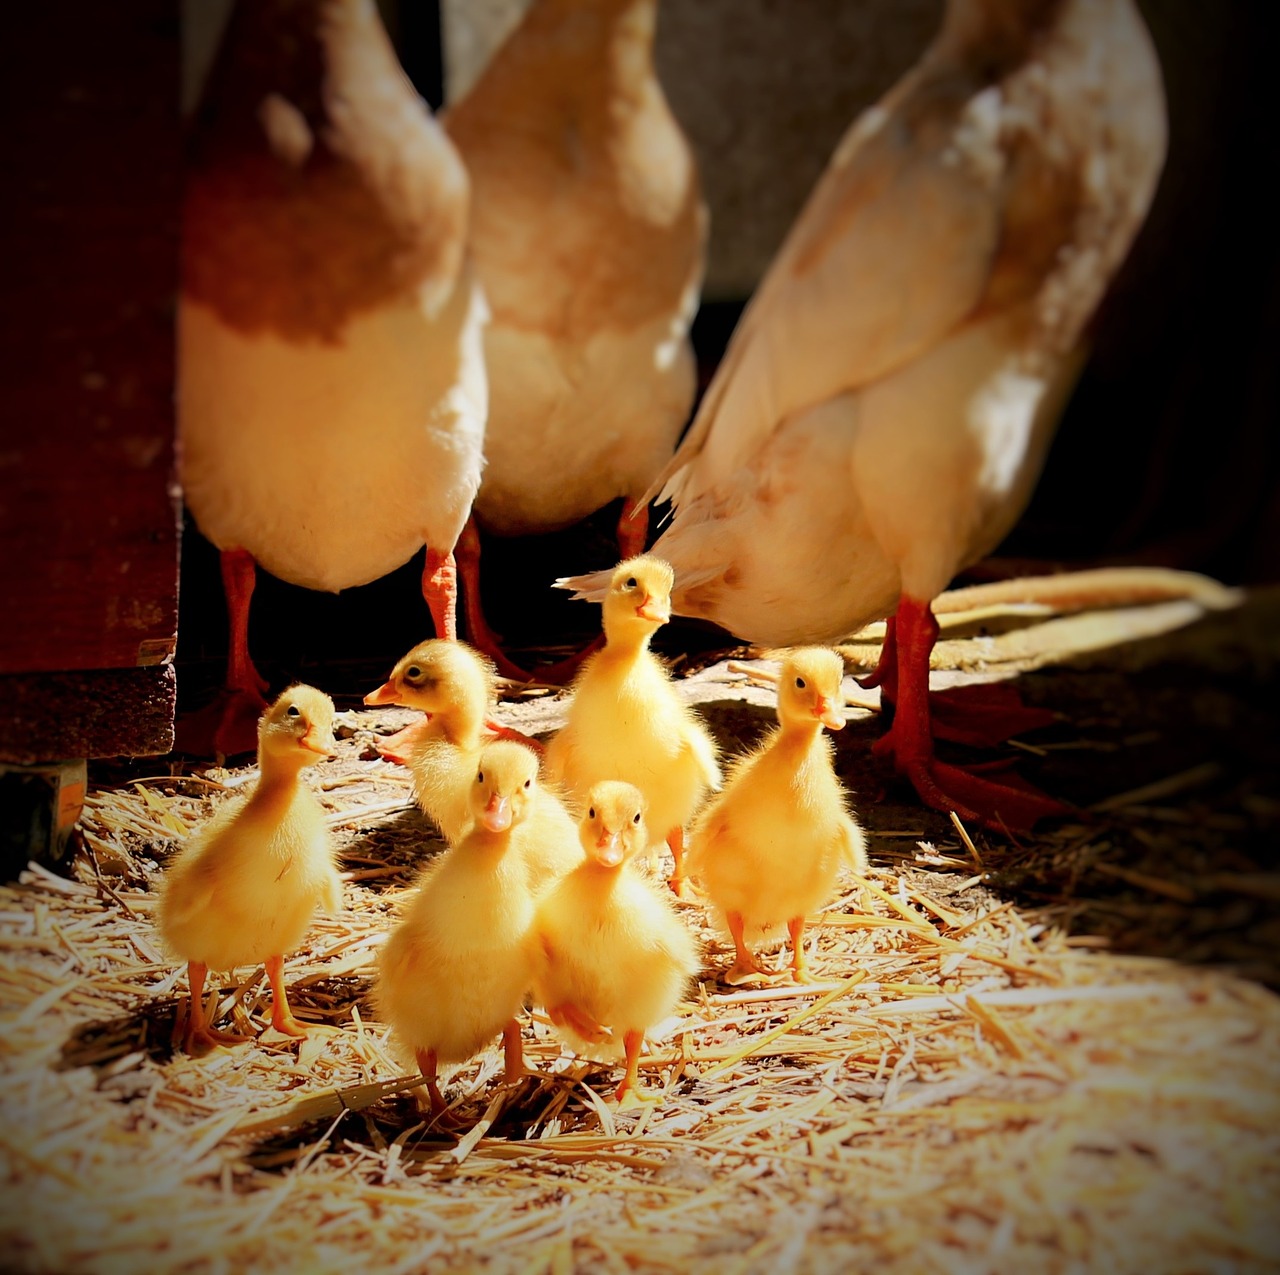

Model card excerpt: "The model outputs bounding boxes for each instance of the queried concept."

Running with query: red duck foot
[926,682,1060,748]
[898,754,1073,835]
[174,687,267,760]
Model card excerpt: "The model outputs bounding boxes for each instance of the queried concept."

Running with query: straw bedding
[2,596,1278,1273]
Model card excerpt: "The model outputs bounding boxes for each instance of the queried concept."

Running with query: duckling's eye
[523,778,532,789]
[626,577,638,589]
[406,665,422,681]
[633,812,641,824]
[286,705,301,717]
[795,677,806,689]
[476,770,484,784]
[588,807,595,820]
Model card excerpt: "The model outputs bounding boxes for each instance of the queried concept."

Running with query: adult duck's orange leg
[450,520,538,682]
[616,498,649,560]
[875,595,1069,834]
[860,602,1055,747]
[176,548,269,758]
[723,910,767,985]
[182,961,251,1055]
[422,545,460,642]
[264,954,306,1038]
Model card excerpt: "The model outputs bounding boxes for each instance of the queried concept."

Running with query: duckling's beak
[814,697,845,730]
[635,594,670,624]
[300,727,338,757]
[593,828,625,868]
[480,793,512,833]
[363,680,400,706]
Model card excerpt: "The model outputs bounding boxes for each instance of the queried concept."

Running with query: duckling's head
[776,648,846,731]
[579,781,648,869]
[469,741,539,835]
[602,555,674,642]
[258,685,338,765]
[364,640,494,716]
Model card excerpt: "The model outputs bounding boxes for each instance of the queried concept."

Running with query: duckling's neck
[436,699,486,747]
[601,622,654,660]
[775,717,826,758]
[248,753,309,815]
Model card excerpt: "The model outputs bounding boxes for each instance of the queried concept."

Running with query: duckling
[687,649,867,985]
[375,741,567,1117]
[158,686,342,1054]
[545,555,720,894]
[179,0,487,757]
[530,781,699,1101]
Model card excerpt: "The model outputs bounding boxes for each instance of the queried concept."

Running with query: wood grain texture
[0,1,181,678]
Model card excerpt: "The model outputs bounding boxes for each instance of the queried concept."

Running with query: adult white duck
[561,0,1167,831]
[179,0,487,755]
[444,0,705,678]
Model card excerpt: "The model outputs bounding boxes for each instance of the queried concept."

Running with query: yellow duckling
[546,555,721,894]
[364,639,503,840]
[375,741,574,1117]
[158,686,342,1054]
[687,648,868,985]
[530,781,699,1102]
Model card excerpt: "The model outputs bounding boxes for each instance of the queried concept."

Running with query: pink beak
[814,696,845,730]
[481,794,512,833]
[635,597,670,624]
[594,828,625,868]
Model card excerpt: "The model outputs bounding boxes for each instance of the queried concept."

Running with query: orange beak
[299,728,337,757]
[635,595,670,624]
[363,679,400,706]
[814,697,845,730]
[480,793,512,833]
[594,828,625,868]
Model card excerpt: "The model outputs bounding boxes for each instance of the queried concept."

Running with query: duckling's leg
[786,917,814,983]
[615,1030,660,1103]
[548,1002,610,1044]
[666,827,688,898]
[723,911,768,985]
[875,595,1070,835]
[414,1046,450,1118]
[264,954,307,1038]
[182,962,251,1055]
[501,1018,526,1084]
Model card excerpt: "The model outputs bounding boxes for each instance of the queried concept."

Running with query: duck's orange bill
[481,795,512,833]
[635,600,670,624]
[364,680,399,706]
[299,730,337,757]
[594,830,625,868]
[815,698,845,730]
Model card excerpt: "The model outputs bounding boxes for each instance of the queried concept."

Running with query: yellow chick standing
[688,648,868,984]
[375,741,577,1118]
[530,781,699,1102]
[547,555,721,894]
[158,686,342,1054]
[364,639,506,839]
